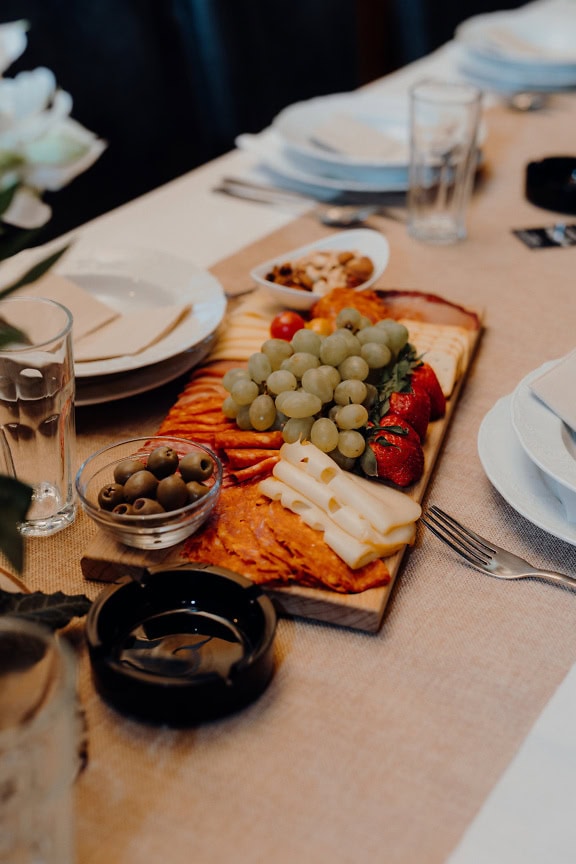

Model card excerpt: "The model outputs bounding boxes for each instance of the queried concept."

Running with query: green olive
[186,480,209,504]
[123,470,159,502]
[132,498,165,515]
[98,483,125,511]
[179,452,214,482]
[147,445,180,479]
[157,474,189,510]
[113,458,146,485]
[113,502,135,516]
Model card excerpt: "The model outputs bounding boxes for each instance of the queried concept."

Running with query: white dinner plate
[456,0,576,68]
[272,92,410,171]
[58,246,226,378]
[249,228,390,311]
[236,130,409,193]
[75,334,216,407]
[477,394,576,546]
[511,360,576,497]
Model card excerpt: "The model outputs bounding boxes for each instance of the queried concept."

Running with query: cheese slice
[400,318,472,396]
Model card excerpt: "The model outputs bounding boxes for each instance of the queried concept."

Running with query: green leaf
[0,323,28,348]
[0,589,92,631]
[0,243,71,298]
[0,476,33,572]
[0,226,42,263]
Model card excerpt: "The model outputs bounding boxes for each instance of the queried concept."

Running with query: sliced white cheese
[280,439,340,484]
[273,460,336,512]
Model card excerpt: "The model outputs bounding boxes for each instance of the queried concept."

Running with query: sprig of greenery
[0,588,92,630]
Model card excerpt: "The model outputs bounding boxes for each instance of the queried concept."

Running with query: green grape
[290,328,322,356]
[276,390,322,419]
[281,351,320,379]
[361,341,392,369]
[317,364,341,390]
[248,352,272,383]
[334,328,361,355]
[327,448,357,471]
[335,403,369,430]
[335,306,362,332]
[222,367,250,392]
[236,405,254,430]
[261,338,294,370]
[249,394,276,430]
[357,315,373,331]
[310,417,339,452]
[283,417,314,443]
[222,395,240,419]
[356,326,392,347]
[338,429,366,458]
[328,404,340,422]
[230,377,259,406]
[375,320,409,354]
[319,333,350,367]
[266,369,297,396]
[334,379,367,406]
[338,355,369,381]
[301,367,334,404]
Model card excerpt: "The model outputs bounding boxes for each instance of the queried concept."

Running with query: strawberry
[411,362,446,420]
[369,412,421,444]
[387,388,431,442]
[361,423,425,487]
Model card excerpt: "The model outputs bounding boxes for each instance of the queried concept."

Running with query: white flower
[0,20,27,76]
[0,21,106,229]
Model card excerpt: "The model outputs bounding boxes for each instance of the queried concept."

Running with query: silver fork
[421,505,576,590]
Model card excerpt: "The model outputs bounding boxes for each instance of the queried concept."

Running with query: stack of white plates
[236,91,411,196]
[455,0,576,92]
[478,357,576,545]
[58,246,226,406]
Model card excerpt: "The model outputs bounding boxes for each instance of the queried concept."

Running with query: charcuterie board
[81,289,481,632]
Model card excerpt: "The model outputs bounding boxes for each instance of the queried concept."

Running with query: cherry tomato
[270,311,306,341]
[305,317,333,336]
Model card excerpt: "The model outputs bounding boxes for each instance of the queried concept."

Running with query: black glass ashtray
[525,156,576,214]
[85,564,277,725]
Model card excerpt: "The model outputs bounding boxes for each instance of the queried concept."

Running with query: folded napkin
[529,349,576,432]
[311,115,408,162]
[21,273,120,340]
[19,272,191,362]
[73,304,191,361]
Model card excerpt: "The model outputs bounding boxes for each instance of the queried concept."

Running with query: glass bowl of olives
[75,436,223,549]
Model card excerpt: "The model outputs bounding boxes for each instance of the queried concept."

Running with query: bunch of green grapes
[221,307,409,468]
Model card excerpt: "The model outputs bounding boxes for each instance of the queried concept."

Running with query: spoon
[506,91,549,112]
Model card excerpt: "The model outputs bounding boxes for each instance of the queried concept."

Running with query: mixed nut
[97,445,215,516]
[265,249,374,295]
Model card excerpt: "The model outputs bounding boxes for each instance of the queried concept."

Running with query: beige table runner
[6,96,576,864]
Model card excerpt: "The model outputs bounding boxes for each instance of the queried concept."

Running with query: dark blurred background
[1,0,526,243]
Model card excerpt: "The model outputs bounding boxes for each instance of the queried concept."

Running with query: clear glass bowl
[75,436,222,550]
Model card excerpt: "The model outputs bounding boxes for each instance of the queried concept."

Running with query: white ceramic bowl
[249,228,390,311]
[76,436,222,550]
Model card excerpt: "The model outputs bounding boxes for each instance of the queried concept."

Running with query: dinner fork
[421,505,576,590]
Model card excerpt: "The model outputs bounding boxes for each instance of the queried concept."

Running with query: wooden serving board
[81,324,480,632]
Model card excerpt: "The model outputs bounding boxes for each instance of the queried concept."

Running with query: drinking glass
[0,296,76,535]
[407,80,482,244]
[0,616,78,863]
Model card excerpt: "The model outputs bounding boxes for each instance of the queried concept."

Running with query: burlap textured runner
[7,97,576,863]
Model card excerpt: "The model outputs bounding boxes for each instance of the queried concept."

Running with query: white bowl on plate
[510,360,576,522]
[249,228,390,311]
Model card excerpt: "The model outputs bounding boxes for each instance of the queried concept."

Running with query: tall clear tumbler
[0,296,76,536]
[407,80,482,244]
[0,617,78,864]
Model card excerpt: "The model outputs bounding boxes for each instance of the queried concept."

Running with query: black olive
[157,474,189,510]
[98,483,125,511]
[132,498,165,515]
[179,452,214,482]
[147,445,180,479]
[123,470,159,502]
[114,458,146,485]
[113,502,135,516]
[186,481,209,504]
